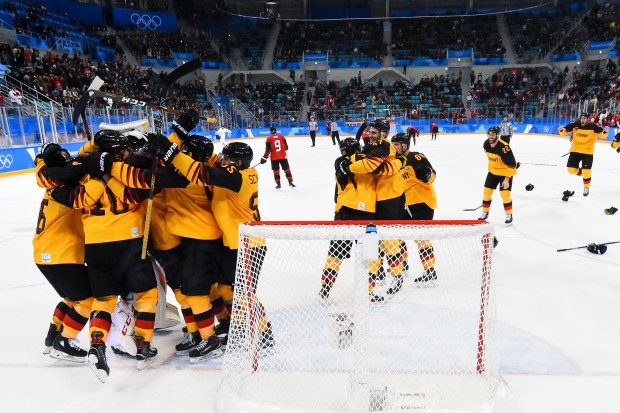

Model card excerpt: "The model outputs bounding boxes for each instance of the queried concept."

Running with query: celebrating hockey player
[559,112,609,196]
[478,126,517,225]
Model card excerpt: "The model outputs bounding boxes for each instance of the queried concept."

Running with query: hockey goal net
[217,220,500,413]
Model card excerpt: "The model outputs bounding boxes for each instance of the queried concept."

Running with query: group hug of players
[32,112,272,383]
[318,110,619,300]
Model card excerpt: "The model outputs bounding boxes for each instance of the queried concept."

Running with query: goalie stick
[84,89,217,124]
[557,240,620,252]
[72,76,105,140]
[141,57,203,260]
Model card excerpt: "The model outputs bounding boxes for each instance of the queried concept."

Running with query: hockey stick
[557,240,620,252]
[561,152,570,157]
[519,162,557,167]
[72,76,105,140]
[85,89,217,124]
[463,205,482,211]
[141,58,202,260]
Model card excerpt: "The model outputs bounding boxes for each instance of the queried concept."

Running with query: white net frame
[217,220,499,413]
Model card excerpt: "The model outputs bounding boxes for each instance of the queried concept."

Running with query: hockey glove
[335,156,352,178]
[171,111,199,140]
[413,166,433,183]
[586,243,607,255]
[396,154,407,170]
[85,152,112,179]
[146,133,179,165]
[260,157,268,164]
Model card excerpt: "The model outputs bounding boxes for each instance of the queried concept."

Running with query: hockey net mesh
[218,221,499,413]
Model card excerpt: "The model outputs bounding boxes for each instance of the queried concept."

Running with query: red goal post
[218,220,500,413]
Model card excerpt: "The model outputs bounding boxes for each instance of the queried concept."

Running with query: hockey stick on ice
[561,152,570,157]
[72,76,105,140]
[519,162,557,167]
[141,58,203,260]
[463,205,482,211]
[557,240,620,252]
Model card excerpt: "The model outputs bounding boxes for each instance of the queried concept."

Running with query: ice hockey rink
[0,131,619,412]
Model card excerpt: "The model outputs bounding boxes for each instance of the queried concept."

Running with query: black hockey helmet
[269,125,277,134]
[391,132,411,147]
[125,132,148,151]
[580,112,590,119]
[487,126,500,135]
[339,137,361,157]
[369,118,390,134]
[183,134,214,162]
[222,142,253,169]
[94,129,129,152]
[38,142,72,167]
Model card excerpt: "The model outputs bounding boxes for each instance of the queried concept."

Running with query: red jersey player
[430,122,439,140]
[406,125,419,145]
[260,125,296,189]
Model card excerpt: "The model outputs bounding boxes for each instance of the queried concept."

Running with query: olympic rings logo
[130,13,162,30]
[0,154,13,170]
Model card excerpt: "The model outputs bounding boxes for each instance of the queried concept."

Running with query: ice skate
[135,335,157,370]
[88,332,109,383]
[50,336,87,363]
[505,214,513,226]
[414,268,438,288]
[175,330,201,356]
[43,323,57,355]
[189,336,223,363]
[478,212,489,220]
[215,319,230,350]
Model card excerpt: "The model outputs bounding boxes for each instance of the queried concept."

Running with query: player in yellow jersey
[339,119,406,300]
[478,126,518,226]
[33,143,93,362]
[612,132,620,153]
[391,133,438,287]
[559,112,609,196]
[50,131,157,382]
[319,138,376,300]
[147,122,275,355]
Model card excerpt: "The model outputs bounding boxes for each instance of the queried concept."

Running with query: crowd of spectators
[392,16,503,60]
[467,68,565,120]
[121,27,221,62]
[308,74,465,122]
[225,80,305,123]
[505,8,582,63]
[274,20,386,63]
[556,60,620,118]
[0,41,208,114]
[553,3,620,57]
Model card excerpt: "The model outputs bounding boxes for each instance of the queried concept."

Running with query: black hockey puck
[525,184,534,191]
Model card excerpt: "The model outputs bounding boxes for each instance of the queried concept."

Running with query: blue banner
[141,58,177,68]
[549,52,582,62]
[112,7,177,32]
[273,61,303,70]
[473,57,508,65]
[588,40,615,50]
[304,54,328,62]
[328,60,381,69]
[201,61,231,70]
[447,49,472,58]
